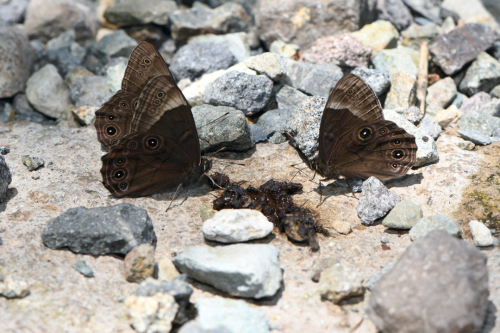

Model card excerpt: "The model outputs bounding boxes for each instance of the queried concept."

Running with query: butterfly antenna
[204,112,229,127]
[166,183,183,212]
[206,146,226,156]
[299,199,310,209]
[204,172,224,189]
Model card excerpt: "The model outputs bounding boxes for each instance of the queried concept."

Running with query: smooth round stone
[202,209,274,243]
[469,220,494,247]
[383,200,423,229]
[409,214,462,241]
[318,261,364,304]
[332,220,351,234]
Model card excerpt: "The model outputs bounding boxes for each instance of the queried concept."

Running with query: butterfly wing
[319,74,417,181]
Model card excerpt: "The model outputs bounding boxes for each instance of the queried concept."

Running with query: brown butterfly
[316,74,417,181]
[95,42,210,197]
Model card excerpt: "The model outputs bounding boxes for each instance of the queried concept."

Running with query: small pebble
[380,236,390,243]
[310,257,338,282]
[124,244,156,283]
[332,221,351,235]
[31,171,40,180]
[0,276,30,299]
[22,154,44,171]
[74,259,94,277]
[318,261,364,304]
[469,220,494,247]
[0,147,9,155]
[157,258,180,282]
[458,141,475,150]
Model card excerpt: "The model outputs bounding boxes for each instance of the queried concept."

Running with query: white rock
[202,209,274,243]
[125,293,178,333]
[469,220,494,247]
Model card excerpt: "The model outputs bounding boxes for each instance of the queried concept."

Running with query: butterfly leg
[166,183,183,212]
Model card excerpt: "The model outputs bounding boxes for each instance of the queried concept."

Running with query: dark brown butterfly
[317,74,417,181]
[95,42,210,197]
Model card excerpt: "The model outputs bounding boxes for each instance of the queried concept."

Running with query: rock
[459,91,491,114]
[42,203,157,256]
[318,261,364,304]
[384,72,417,109]
[0,147,9,155]
[12,94,50,124]
[125,293,178,333]
[426,77,457,108]
[375,0,413,31]
[200,203,217,222]
[74,259,94,277]
[24,0,98,42]
[493,128,500,137]
[192,105,254,151]
[202,209,274,243]
[401,22,441,47]
[332,221,352,235]
[296,63,343,97]
[69,76,112,108]
[367,230,489,333]
[0,26,36,98]
[249,124,268,143]
[458,140,476,150]
[171,42,237,81]
[172,244,282,298]
[491,85,500,98]
[300,34,372,68]
[94,29,138,58]
[469,220,494,247]
[284,59,312,88]
[35,49,82,77]
[310,257,338,282]
[459,52,500,96]
[157,259,180,282]
[419,116,442,140]
[382,200,423,229]
[381,235,389,243]
[451,92,466,108]
[104,58,127,93]
[409,214,462,241]
[192,297,271,333]
[256,109,294,137]
[372,49,419,80]
[275,86,308,110]
[244,52,287,82]
[403,0,442,24]
[400,106,424,124]
[350,67,391,97]
[104,0,177,26]
[64,66,95,86]
[442,0,500,32]
[268,132,287,144]
[351,20,399,54]
[429,23,498,76]
[255,0,363,49]
[0,0,30,26]
[30,171,40,180]
[457,129,492,145]
[25,64,72,119]
[72,106,97,126]
[47,29,75,51]
[0,155,12,203]
[188,32,251,63]
[124,244,156,283]
[458,111,500,136]
[0,276,30,299]
[169,2,249,43]
[366,262,395,291]
[22,154,44,171]
[357,177,401,226]
[441,16,456,33]
[269,40,301,60]
[203,71,273,115]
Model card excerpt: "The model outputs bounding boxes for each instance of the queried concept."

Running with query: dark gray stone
[248,124,268,143]
[203,71,273,115]
[350,67,391,97]
[36,49,82,77]
[376,0,413,31]
[94,29,138,58]
[458,111,500,136]
[296,64,343,97]
[490,41,500,61]
[0,102,13,123]
[367,230,489,333]
[42,203,157,256]
[104,0,177,26]
[402,0,442,24]
[256,108,293,137]
[457,129,492,145]
[69,76,112,107]
[275,85,308,110]
[459,52,500,96]
[0,155,11,203]
[0,0,30,26]
[30,39,45,61]
[170,42,237,81]
[430,24,498,76]
[192,104,254,151]
[0,147,10,155]
[74,260,94,277]
[356,177,401,226]
[268,132,286,144]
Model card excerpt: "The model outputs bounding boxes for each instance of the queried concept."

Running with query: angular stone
[244,52,287,81]
[458,110,500,136]
[459,91,491,114]
[357,177,401,226]
[69,76,112,108]
[419,116,442,140]
[375,0,413,31]
[94,29,138,58]
[157,259,180,282]
[459,52,500,96]
[367,230,489,333]
[457,129,492,145]
[352,20,399,54]
[72,106,97,126]
[188,32,250,63]
[310,257,338,282]
[332,221,352,235]
[256,109,294,137]
[318,261,364,304]
[0,276,30,299]
[275,85,308,110]
[350,67,391,96]
[385,72,417,109]
[74,260,94,278]
[172,244,282,298]
[249,124,268,143]
[383,200,423,229]
[409,214,462,241]
[296,63,343,97]
[469,220,494,247]
[104,0,177,26]
[372,49,418,80]
[426,77,457,108]
[0,155,11,203]
[42,203,157,256]
[125,293,178,333]
[47,29,75,51]
[442,0,500,32]
[22,154,44,171]
[0,0,30,26]
[124,244,156,283]
[401,22,441,47]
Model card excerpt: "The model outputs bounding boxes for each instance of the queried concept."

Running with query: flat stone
[69,76,112,107]
[426,77,457,108]
[457,129,492,145]
[409,214,462,241]
[470,220,494,247]
[459,52,500,96]
[41,203,157,256]
[384,72,417,109]
[124,244,156,283]
[0,155,11,203]
[202,209,274,243]
[188,32,250,63]
[367,230,489,333]
[458,111,500,136]
[275,85,308,110]
[104,0,177,26]
[357,177,401,226]
[74,259,94,277]
[372,49,418,80]
[383,200,423,229]
[318,261,364,304]
[0,276,30,299]
[157,258,180,282]
[244,52,287,82]
[419,116,442,140]
[352,20,399,54]
[125,293,178,333]
[94,29,138,58]
[350,67,391,96]
[256,109,294,137]
[172,244,282,298]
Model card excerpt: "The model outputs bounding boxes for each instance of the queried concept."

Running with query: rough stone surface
[357,177,401,226]
[35,49,82,77]
[276,85,308,110]
[296,64,343,97]
[460,92,492,114]
[94,29,138,58]
[426,77,457,108]
[249,124,268,143]
[367,230,489,333]
[375,0,413,31]
[459,52,500,96]
[372,49,419,80]
[0,26,36,98]
[0,155,11,203]
[383,200,423,229]
[104,0,177,26]
[419,116,442,140]
[457,129,492,145]
[458,111,500,136]
[188,32,251,63]
[350,67,391,97]
[256,109,294,137]
[481,98,500,118]
[69,76,112,108]
[470,220,494,247]
[442,0,500,32]
[0,276,30,299]
[124,244,156,283]
[22,154,44,171]
[12,94,51,124]
[401,22,441,47]
[409,214,462,241]
[125,293,178,333]
[318,261,364,304]
[385,72,417,109]
[41,203,157,256]
[157,259,180,282]
[172,244,282,299]
[202,209,274,243]
[351,20,399,54]
[244,52,287,81]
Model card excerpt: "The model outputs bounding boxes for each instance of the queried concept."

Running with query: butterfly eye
[112,140,118,145]
[391,163,398,169]
[392,150,404,159]
[147,137,158,148]
[106,125,118,137]
[157,91,165,98]
[116,158,124,165]
[113,169,125,180]
[108,115,115,121]
[119,182,128,191]
[144,58,151,65]
[348,89,353,94]
[128,141,137,149]
[358,127,372,140]
[154,99,161,105]
[380,128,387,134]
[120,101,127,107]
[141,64,146,69]
[134,101,139,109]
[393,139,401,145]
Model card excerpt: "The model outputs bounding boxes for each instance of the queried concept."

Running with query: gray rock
[256,109,294,137]
[35,49,82,77]
[403,0,442,24]
[170,42,237,81]
[429,23,498,76]
[24,0,98,42]
[22,154,44,171]
[451,92,466,108]
[172,244,282,298]
[350,67,391,97]
[318,261,364,304]
[0,26,36,98]
[169,2,249,43]
[400,106,424,124]
[74,259,94,277]
[104,0,177,26]
[30,39,45,60]
[296,64,343,97]
[69,76,112,108]
[384,72,417,109]
[275,85,308,110]
[188,32,251,63]
[419,116,442,140]
[491,85,500,98]
[372,49,418,80]
[192,105,254,151]
[426,77,457,108]
[0,276,30,299]
[367,230,489,333]
[457,129,492,145]
[94,30,138,58]
[492,128,500,137]
[382,200,423,229]
[203,71,273,115]
[248,124,268,143]
[401,22,441,48]
[268,132,286,144]
[25,64,73,118]
[244,52,287,82]
[42,203,157,256]
[459,52,500,96]
[104,58,127,94]
[375,0,413,31]
[409,214,462,241]
[458,140,476,150]
[366,262,395,291]
[0,147,10,155]
[0,0,30,26]
[0,155,11,203]
[479,98,500,117]
[47,30,75,51]
[284,59,313,88]
[357,177,401,226]
[458,111,500,136]
[0,102,13,123]
[459,92,491,114]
